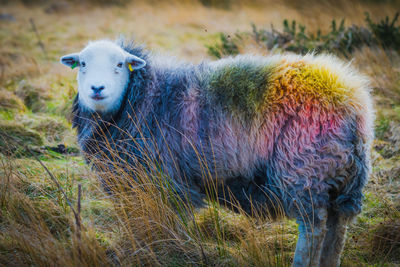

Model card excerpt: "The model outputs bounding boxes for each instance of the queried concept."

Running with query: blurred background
[1,0,400,266]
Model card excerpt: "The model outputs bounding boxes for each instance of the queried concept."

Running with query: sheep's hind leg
[319,209,350,267]
[293,208,328,267]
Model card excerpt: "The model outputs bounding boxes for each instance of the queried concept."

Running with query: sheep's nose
[91,85,105,93]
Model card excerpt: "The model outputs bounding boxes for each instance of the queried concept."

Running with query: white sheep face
[60,40,146,113]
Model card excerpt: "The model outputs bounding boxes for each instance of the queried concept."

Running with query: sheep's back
[189,54,374,189]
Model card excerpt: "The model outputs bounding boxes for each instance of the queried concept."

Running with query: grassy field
[1,0,400,266]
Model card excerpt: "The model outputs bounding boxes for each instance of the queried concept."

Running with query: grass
[1,0,400,266]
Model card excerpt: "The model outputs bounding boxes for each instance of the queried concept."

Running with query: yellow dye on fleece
[261,56,367,113]
[257,54,373,143]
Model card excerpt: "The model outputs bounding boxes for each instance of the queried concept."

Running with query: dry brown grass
[0,156,109,266]
[1,0,400,266]
[0,128,298,266]
[353,47,400,102]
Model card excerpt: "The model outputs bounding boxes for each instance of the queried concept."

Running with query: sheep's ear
[60,53,80,69]
[125,54,146,71]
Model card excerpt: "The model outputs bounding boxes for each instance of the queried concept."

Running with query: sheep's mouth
[91,95,106,101]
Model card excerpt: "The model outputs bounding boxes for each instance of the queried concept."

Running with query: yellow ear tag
[128,63,133,72]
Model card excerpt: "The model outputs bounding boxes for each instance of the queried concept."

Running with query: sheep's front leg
[293,208,328,267]
[319,210,350,267]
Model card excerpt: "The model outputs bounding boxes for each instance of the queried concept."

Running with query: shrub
[365,12,400,50]
[206,33,241,59]
[207,13,400,58]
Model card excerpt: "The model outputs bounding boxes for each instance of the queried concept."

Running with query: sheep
[60,38,374,267]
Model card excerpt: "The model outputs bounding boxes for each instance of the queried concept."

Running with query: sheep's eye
[81,61,86,67]
[117,62,123,68]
